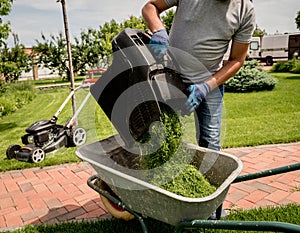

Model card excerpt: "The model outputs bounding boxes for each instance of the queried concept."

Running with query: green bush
[0,82,36,117]
[225,60,278,92]
[291,60,300,73]
[271,57,300,73]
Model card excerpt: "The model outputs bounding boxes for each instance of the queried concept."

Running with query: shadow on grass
[0,122,18,131]
[286,75,300,80]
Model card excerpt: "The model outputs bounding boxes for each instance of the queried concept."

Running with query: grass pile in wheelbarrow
[137,105,217,198]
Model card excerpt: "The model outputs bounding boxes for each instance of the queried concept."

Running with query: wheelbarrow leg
[215,204,223,220]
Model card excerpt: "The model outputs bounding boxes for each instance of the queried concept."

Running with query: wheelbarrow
[75,134,300,233]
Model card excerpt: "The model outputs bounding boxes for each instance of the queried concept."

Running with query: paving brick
[231,183,258,194]
[4,181,19,192]
[0,215,6,228]
[33,183,49,193]
[235,198,257,209]
[65,190,85,200]
[74,191,97,203]
[38,207,67,222]
[21,170,38,180]
[47,169,66,181]
[13,195,30,210]
[0,206,16,216]
[35,170,51,180]
[13,206,34,216]
[77,207,107,219]
[35,188,52,200]
[4,214,23,228]
[56,207,86,221]
[249,181,277,193]
[53,190,72,203]
[44,198,62,209]
[278,198,295,206]
[21,211,39,222]
[26,218,42,226]
[276,150,293,158]
[0,181,7,192]
[48,183,64,194]
[19,182,34,193]
[225,188,248,203]
[61,199,81,212]
[286,191,300,203]
[254,199,276,208]
[244,190,269,204]
[268,181,295,191]
[266,147,283,152]
[0,197,14,209]
[21,189,37,199]
[240,167,258,176]
[265,190,290,204]
[29,198,47,210]
[82,200,102,213]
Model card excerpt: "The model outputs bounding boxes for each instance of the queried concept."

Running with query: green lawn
[0,87,116,171]
[222,72,300,147]
[0,72,299,171]
[5,204,300,233]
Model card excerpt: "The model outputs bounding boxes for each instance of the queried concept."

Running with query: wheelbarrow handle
[175,220,300,233]
[233,162,300,183]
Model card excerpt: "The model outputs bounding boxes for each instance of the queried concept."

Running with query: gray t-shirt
[164,0,255,82]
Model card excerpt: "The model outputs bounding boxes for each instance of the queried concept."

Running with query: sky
[4,0,300,47]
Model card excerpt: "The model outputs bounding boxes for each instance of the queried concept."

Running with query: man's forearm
[206,59,245,90]
[206,41,249,90]
[142,0,169,32]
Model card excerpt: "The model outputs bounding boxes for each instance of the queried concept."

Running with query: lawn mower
[6,85,91,163]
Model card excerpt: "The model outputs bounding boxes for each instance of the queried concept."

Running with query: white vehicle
[248,33,300,66]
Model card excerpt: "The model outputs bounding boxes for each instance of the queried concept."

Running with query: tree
[33,17,146,77]
[33,15,175,77]
[161,9,175,33]
[0,0,13,47]
[253,24,267,37]
[0,1,31,82]
[0,34,31,82]
[33,32,69,78]
[296,10,300,30]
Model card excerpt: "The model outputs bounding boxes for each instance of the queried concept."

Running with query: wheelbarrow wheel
[94,178,135,221]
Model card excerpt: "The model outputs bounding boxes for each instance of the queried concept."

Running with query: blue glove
[149,29,169,61]
[185,82,211,114]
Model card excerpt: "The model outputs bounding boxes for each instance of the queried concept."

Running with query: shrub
[0,82,36,117]
[225,60,278,92]
[271,57,300,74]
[291,60,300,73]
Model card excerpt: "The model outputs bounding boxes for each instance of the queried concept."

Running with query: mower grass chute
[6,85,90,163]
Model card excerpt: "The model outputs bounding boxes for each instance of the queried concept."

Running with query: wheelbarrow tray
[76,135,243,226]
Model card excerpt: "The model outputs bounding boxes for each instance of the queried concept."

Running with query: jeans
[194,84,224,151]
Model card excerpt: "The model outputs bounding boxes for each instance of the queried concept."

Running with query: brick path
[0,142,299,230]
[223,143,300,210]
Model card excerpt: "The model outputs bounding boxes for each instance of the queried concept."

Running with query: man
[142,0,255,151]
